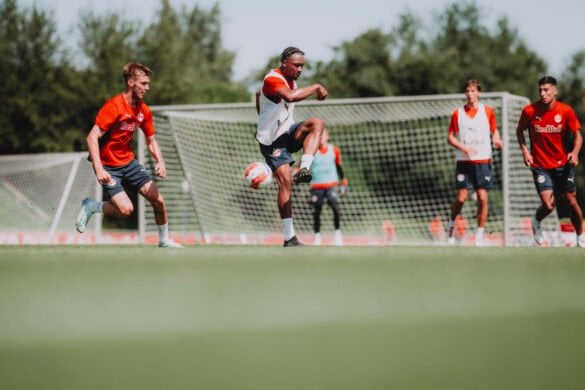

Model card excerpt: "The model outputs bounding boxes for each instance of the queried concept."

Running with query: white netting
[143,93,559,246]
[0,153,100,244]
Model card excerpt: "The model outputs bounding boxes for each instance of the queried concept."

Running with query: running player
[516,76,584,247]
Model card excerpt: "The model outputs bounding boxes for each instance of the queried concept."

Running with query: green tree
[559,50,585,212]
[0,0,84,154]
[136,0,249,104]
[310,28,394,98]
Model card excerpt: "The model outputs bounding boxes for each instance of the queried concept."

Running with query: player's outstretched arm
[276,84,328,103]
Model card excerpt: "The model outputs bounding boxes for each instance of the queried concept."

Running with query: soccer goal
[143,93,559,246]
[0,152,102,244]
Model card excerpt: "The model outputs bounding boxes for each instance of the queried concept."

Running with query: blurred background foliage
[1,0,584,211]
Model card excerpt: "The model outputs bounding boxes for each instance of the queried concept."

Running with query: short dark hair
[280,47,304,62]
[538,76,557,86]
[464,79,482,92]
[123,63,152,83]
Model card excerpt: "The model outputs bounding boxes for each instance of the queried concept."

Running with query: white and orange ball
[244,162,273,189]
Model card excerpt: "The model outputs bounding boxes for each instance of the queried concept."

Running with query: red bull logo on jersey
[534,124,562,133]
[119,121,136,132]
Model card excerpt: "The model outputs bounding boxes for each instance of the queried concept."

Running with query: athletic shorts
[102,159,153,197]
[310,187,340,207]
[259,122,304,171]
[531,165,577,193]
[455,162,493,190]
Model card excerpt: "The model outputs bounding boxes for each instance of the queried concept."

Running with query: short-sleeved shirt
[517,101,581,169]
[95,94,154,167]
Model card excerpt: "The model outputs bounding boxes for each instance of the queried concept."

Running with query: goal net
[143,93,561,246]
[0,152,102,244]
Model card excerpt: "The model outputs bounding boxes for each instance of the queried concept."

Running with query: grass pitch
[1,245,584,390]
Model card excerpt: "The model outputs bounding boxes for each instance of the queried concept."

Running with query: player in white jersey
[255,46,328,247]
[446,79,502,246]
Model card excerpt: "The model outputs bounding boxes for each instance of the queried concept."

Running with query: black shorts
[259,122,304,171]
[531,165,577,193]
[102,159,153,197]
[455,162,493,190]
[310,187,340,207]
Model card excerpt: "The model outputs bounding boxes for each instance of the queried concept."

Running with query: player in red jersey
[517,76,584,247]
[446,80,502,246]
[75,63,183,248]
[255,47,328,247]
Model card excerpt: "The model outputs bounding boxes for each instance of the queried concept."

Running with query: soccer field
[1,245,584,390]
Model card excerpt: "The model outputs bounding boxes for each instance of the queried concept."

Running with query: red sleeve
[141,105,155,137]
[486,106,497,133]
[517,106,531,130]
[334,146,342,165]
[262,76,288,98]
[95,99,118,132]
[448,109,459,134]
[565,105,581,132]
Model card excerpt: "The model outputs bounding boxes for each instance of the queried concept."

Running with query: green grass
[1,245,584,390]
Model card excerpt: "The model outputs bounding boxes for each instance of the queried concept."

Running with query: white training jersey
[455,103,492,162]
[256,70,296,145]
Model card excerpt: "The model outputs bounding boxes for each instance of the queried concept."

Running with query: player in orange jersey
[446,79,502,246]
[517,76,584,247]
[75,63,182,248]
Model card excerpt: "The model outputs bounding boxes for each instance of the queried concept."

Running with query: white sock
[447,219,455,237]
[300,154,314,170]
[282,218,295,241]
[475,227,484,240]
[157,223,169,243]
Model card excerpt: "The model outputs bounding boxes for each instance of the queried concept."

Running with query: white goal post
[0,152,103,244]
[141,93,561,246]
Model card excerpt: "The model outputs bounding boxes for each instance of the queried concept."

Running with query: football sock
[282,218,295,241]
[475,227,484,239]
[157,223,169,243]
[300,154,314,170]
[447,219,455,237]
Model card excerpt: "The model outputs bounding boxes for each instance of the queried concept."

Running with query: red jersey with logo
[95,94,154,167]
[517,101,581,169]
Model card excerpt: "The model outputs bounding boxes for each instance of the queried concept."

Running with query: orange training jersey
[95,94,154,167]
[517,101,581,169]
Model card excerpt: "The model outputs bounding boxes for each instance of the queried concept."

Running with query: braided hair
[280,47,305,62]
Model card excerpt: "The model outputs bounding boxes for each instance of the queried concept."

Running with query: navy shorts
[102,159,153,197]
[259,122,304,171]
[310,187,340,207]
[455,162,493,190]
[531,165,577,193]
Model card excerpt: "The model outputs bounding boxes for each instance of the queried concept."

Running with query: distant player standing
[255,46,328,247]
[75,63,183,248]
[309,128,348,246]
[446,79,502,246]
[516,76,584,247]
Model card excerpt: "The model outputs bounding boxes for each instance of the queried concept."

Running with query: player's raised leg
[292,117,325,184]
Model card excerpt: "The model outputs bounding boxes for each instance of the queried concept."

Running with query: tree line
[2,0,584,205]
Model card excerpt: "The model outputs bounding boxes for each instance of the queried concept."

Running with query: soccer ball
[244,162,273,189]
